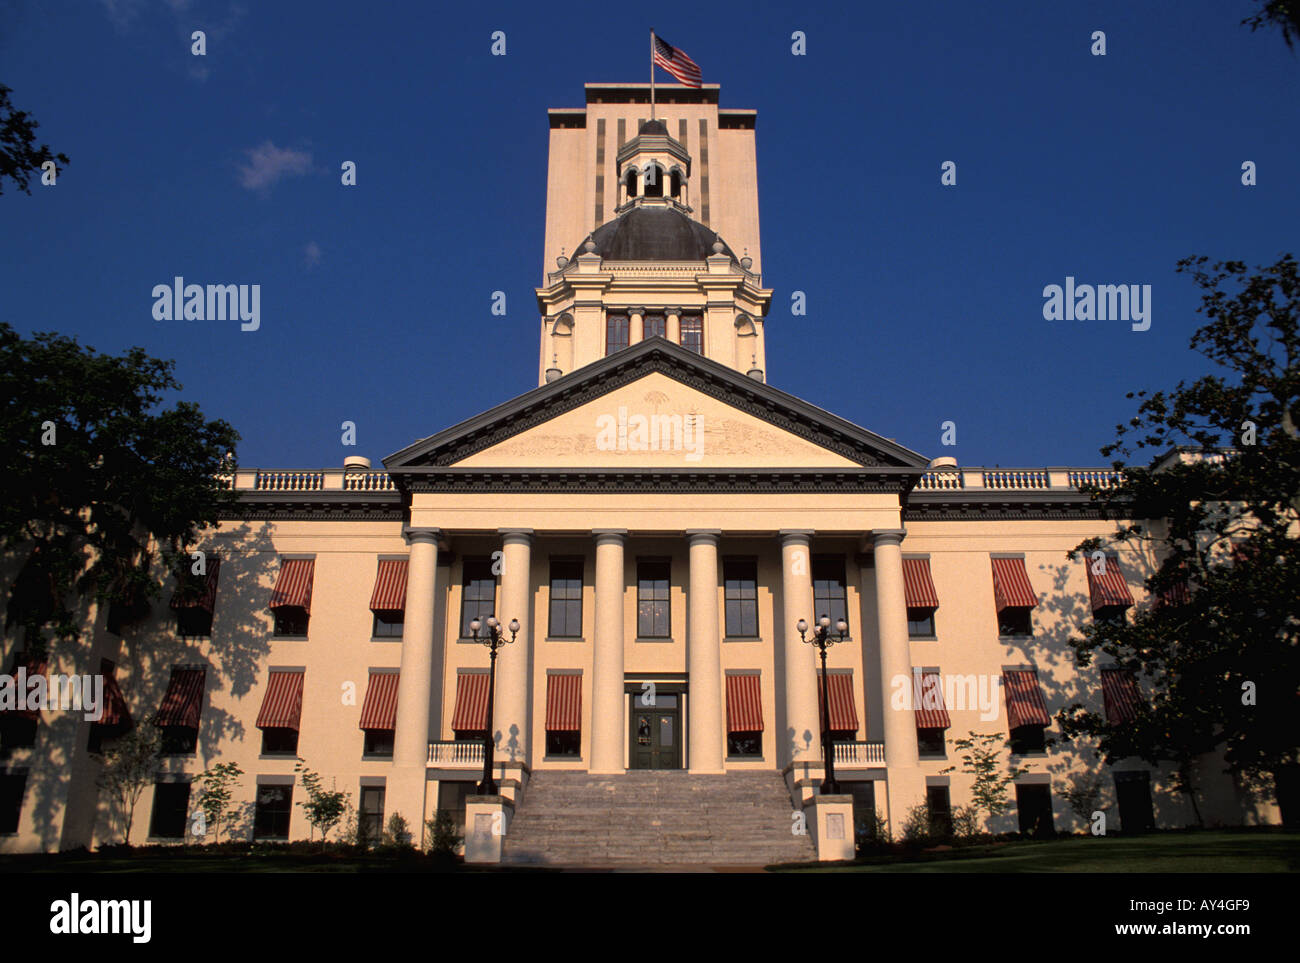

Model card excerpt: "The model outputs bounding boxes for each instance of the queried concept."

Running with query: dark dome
[580,207,736,262]
[638,119,669,136]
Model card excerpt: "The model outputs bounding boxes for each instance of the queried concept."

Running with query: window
[159,725,197,756]
[548,558,583,638]
[176,607,213,637]
[643,314,666,339]
[727,732,761,757]
[253,784,293,840]
[1094,605,1127,627]
[624,166,638,198]
[1009,724,1046,756]
[359,785,385,848]
[273,606,309,636]
[372,610,404,638]
[261,727,299,756]
[670,170,682,198]
[363,729,394,757]
[0,772,26,834]
[679,315,703,354]
[1015,783,1055,837]
[907,607,936,638]
[637,559,671,638]
[606,313,630,355]
[437,781,474,838]
[998,607,1033,637]
[546,731,581,756]
[0,716,37,753]
[149,781,191,839]
[926,785,953,837]
[724,558,759,637]
[812,556,849,632]
[917,727,947,757]
[460,558,497,638]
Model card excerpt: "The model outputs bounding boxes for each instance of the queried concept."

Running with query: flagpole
[650,29,656,120]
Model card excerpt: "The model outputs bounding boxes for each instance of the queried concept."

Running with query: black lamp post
[798,614,848,795]
[468,614,519,796]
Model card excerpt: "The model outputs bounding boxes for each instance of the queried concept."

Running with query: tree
[193,761,244,844]
[425,809,462,858]
[294,760,349,848]
[1058,254,1300,826]
[96,721,161,844]
[1243,1,1300,50]
[0,324,239,652]
[941,731,1029,828]
[0,84,68,195]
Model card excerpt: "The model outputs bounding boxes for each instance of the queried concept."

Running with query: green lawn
[775,830,1299,872]
[1,830,1294,873]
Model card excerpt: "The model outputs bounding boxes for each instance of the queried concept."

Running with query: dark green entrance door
[630,693,680,769]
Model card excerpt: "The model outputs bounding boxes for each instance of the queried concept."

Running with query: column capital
[869,528,907,547]
[665,305,683,316]
[627,306,646,316]
[779,529,815,545]
[593,528,628,543]
[402,525,442,546]
[498,528,534,544]
[685,529,722,543]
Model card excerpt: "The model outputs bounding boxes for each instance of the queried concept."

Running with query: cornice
[402,468,914,494]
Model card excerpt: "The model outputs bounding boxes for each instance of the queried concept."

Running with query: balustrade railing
[427,740,485,766]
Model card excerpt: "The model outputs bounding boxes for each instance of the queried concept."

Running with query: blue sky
[2,0,1297,469]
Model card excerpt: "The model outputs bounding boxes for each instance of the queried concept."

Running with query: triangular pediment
[385,339,928,473]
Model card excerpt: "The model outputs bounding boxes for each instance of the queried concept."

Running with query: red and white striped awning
[902,557,940,609]
[725,673,763,732]
[450,672,490,733]
[358,671,399,731]
[269,558,314,612]
[1101,667,1143,725]
[169,557,221,613]
[153,667,205,728]
[818,672,859,733]
[545,673,581,732]
[991,556,1038,611]
[369,559,408,612]
[1,656,47,721]
[1156,578,1191,607]
[98,660,131,728]
[1085,555,1133,611]
[256,670,304,730]
[913,670,951,729]
[1003,669,1050,729]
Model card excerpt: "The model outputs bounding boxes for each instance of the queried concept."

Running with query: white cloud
[303,241,322,268]
[238,141,312,190]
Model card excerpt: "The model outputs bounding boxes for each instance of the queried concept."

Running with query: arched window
[734,314,757,369]
[606,313,630,355]
[551,313,574,372]
[643,313,666,339]
[644,163,664,197]
[624,166,638,199]
[670,169,683,199]
[679,315,703,354]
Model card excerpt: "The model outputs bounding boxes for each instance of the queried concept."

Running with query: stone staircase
[500,770,818,867]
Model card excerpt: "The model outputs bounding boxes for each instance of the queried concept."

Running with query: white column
[666,306,681,345]
[591,529,627,773]
[629,306,645,345]
[392,526,440,824]
[780,530,819,769]
[494,529,534,769]
[871,528,924,834]
[687,530,724,773]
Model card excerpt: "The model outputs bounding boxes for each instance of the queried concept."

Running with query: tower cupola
[616,119,692,214]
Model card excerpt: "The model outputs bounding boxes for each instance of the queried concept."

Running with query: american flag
[653,33,701,88]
